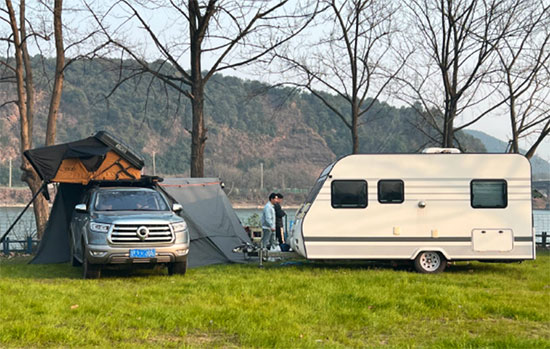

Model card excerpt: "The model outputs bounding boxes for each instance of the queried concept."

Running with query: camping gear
[6,131,251,268]
[280,243,291,252]
[24,131,143,185]
[159,178,252,268]
[31,183,87,264]
[30,177,251,267]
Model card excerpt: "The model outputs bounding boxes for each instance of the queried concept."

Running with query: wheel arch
[410,248,451,261]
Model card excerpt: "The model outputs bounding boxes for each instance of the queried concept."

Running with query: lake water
[0,207,37,239]
[0,207,299,241]
[1,206,548,241]
[233,208,297,226]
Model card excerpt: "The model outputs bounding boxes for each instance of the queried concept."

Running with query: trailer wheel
[414,251,446,273]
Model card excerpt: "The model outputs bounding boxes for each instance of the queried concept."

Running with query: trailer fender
[410,248,451,261]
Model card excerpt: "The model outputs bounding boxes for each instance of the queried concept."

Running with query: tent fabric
[24,136,110,181]
[51,151,141,184]
[159,178,252,268]
[23,131,144,184]
[30,183,85,264]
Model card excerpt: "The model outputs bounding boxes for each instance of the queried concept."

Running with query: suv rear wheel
[69,234,82,267]
[168,257,187,276]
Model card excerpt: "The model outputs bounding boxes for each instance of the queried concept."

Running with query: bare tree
[1,0,64,237]
[45,0,65,146]
[401,0,521,148]
[495,1,550,159]
[276,0,404,154]
[86,0,317,177]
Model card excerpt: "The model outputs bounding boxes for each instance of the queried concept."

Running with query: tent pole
[0,182,47,243]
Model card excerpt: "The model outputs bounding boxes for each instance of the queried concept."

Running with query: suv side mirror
[75,204,87,213]
[172,203,183,212]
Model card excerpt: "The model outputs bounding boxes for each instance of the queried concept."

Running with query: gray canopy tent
[158,178,251,268]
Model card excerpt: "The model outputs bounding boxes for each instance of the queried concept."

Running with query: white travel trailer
[289,152,535,273]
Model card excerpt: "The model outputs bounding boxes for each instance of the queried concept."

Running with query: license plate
[130,248,156,258]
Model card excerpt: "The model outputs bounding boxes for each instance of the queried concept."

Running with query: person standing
[274,193,286,244]
[261,193,277,250]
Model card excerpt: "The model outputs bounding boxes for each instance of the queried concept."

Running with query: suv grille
[110,224,173,244]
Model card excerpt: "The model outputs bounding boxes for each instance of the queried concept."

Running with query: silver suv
[69,187,190,278]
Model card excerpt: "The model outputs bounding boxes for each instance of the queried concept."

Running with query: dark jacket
[274,203,286,229]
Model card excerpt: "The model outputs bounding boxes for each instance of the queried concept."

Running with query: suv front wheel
[168,257,188,276]
[83,245,101,279]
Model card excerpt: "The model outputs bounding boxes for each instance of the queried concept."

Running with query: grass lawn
[0,251,549,348]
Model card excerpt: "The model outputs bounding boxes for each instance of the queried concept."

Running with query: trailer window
[378,180,404,204]
[471,180,507,208]
[331,180,367,208]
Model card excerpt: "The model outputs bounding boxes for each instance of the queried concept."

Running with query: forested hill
[1,57,489,194]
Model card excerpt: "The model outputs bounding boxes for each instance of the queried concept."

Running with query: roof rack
[87,176,163,188]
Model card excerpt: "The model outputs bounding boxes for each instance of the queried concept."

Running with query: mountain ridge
[0,56,546,196]
[465,130,549,179]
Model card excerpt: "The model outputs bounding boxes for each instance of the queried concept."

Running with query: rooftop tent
[24,131,144,184]
[159,178,252,268]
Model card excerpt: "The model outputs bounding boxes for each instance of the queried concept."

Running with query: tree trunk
[45,0,64,146]
[509,95,519,153]
[23,171,49,237]
[189,1,206,177]
[525,120,550,159]
[6,0,50,238]
[443,126,455,148]
[20,0,50,238]
[443,99,457,148]
[351,105,359,154]
[190,83,206,177]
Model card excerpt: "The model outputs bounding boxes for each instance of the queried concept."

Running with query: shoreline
[0,203,301,210]
[0,204,33,208]
[231,204,300,210]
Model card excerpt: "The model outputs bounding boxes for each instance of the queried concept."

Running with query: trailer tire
[414,251,446,273]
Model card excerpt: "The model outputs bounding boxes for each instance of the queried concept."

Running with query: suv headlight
[90,222,111,233]
[171,221,187,233]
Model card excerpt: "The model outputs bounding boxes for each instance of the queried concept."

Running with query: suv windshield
[94,190,170,211]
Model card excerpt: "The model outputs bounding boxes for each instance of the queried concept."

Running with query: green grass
[1,251,549,348]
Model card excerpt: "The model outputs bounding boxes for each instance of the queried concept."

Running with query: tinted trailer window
[471,180,507,208]
[331,180,368,208]
[378,180,404,204]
